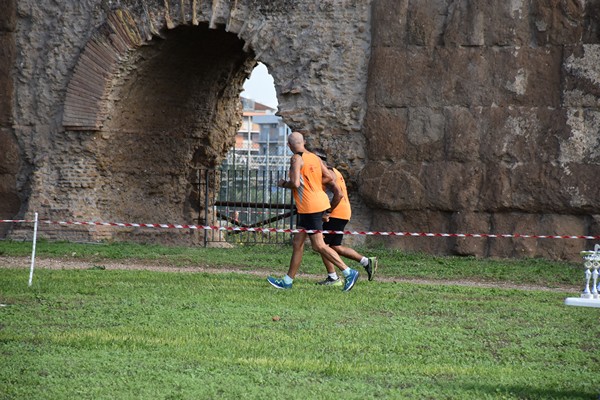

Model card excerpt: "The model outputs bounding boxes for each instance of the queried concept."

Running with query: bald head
[287,131,306,153]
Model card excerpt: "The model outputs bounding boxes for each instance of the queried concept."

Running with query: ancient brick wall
[3,0,371,244]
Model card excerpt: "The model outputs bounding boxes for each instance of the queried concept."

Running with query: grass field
[1,240,599,399]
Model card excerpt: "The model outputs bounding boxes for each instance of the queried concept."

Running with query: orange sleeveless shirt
[329,168,351,220]
[292,152,331,214]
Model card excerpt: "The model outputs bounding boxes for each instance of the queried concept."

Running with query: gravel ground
[0,256,579,293]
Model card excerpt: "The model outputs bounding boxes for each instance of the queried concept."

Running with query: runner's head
[288,131,306,153]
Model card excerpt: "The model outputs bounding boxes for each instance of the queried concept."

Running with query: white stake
[28,212,38,287]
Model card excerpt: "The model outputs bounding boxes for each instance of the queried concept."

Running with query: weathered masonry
[1,0,600,260]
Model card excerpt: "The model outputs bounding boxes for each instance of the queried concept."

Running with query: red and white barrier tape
[2,219,600,240]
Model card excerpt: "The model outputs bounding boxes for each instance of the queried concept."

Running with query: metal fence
[198,168,296,245]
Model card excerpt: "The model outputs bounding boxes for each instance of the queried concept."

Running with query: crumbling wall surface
[0,0,20,237]
[9,0,113,241]
[361,0,600,260]
[5,0,372,242]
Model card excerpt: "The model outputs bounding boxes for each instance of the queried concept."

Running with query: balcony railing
[224,153,290,171]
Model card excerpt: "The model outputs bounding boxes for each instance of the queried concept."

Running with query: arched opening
[227,62,290,173]
[241,62,278,110]
[92,24,255,242]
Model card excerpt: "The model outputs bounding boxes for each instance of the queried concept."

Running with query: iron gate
[197,168,296,245]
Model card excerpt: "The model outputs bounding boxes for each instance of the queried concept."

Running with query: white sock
[360,257,369,266]
[328,272,339,280]
[342,268,352,277]
[283,275,293,284]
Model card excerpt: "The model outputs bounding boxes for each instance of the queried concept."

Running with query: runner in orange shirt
[267,132,360,292]
[313,149,378,286]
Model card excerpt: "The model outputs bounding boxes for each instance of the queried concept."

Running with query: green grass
[1,240,598,399]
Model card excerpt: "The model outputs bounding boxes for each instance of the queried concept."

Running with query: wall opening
[90,23,255,243]
[225,62,290,173]
[241,62,278,110]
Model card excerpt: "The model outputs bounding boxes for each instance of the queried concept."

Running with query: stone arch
[63,7,256,132]
[61,6,262,243]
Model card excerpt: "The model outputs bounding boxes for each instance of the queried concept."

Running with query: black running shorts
[323,217,348,246]
[297,211,325,234]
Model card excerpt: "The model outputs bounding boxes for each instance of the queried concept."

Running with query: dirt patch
[0,256,579,293]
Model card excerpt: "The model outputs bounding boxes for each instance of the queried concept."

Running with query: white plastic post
[592,262,599,299]
[582,262,592,298]
[28,212,38,287]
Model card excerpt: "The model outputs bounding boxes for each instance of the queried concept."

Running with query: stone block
[563,45,600,107]
[365,105,481,163]
[487,213,587,260]
[531,0,586,46]
[419,161,484,211]
[440,46,562,107]
[444,106,481,162]
[479,106,567,164]
[482,162,600,213]
[371,106,446,162]
[536,214,586,261]
[380,0,588,48]
[363,106,409,161]
[368,209,453,255]
[359,160,484,212]
[406,0,448,47]
[552,163,600,211]
[371,0,408,48]
[444,0,531,46]
[368,46,443,108]
[450,211,491,257]
[359,161,422,210]
[443,0,486,47]
[487,213,539,258]
[561,108,600,164]
[485,46,563,107]
[406,107,445,149]
[582,2,600,44]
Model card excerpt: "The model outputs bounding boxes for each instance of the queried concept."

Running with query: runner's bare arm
[278,154,303,188]
[326,169,344,212]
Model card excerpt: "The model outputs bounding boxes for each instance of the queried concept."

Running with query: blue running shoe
[342,269,359,292]
[267,276,292,289]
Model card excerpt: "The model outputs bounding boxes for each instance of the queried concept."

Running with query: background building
[224,97,291,174]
